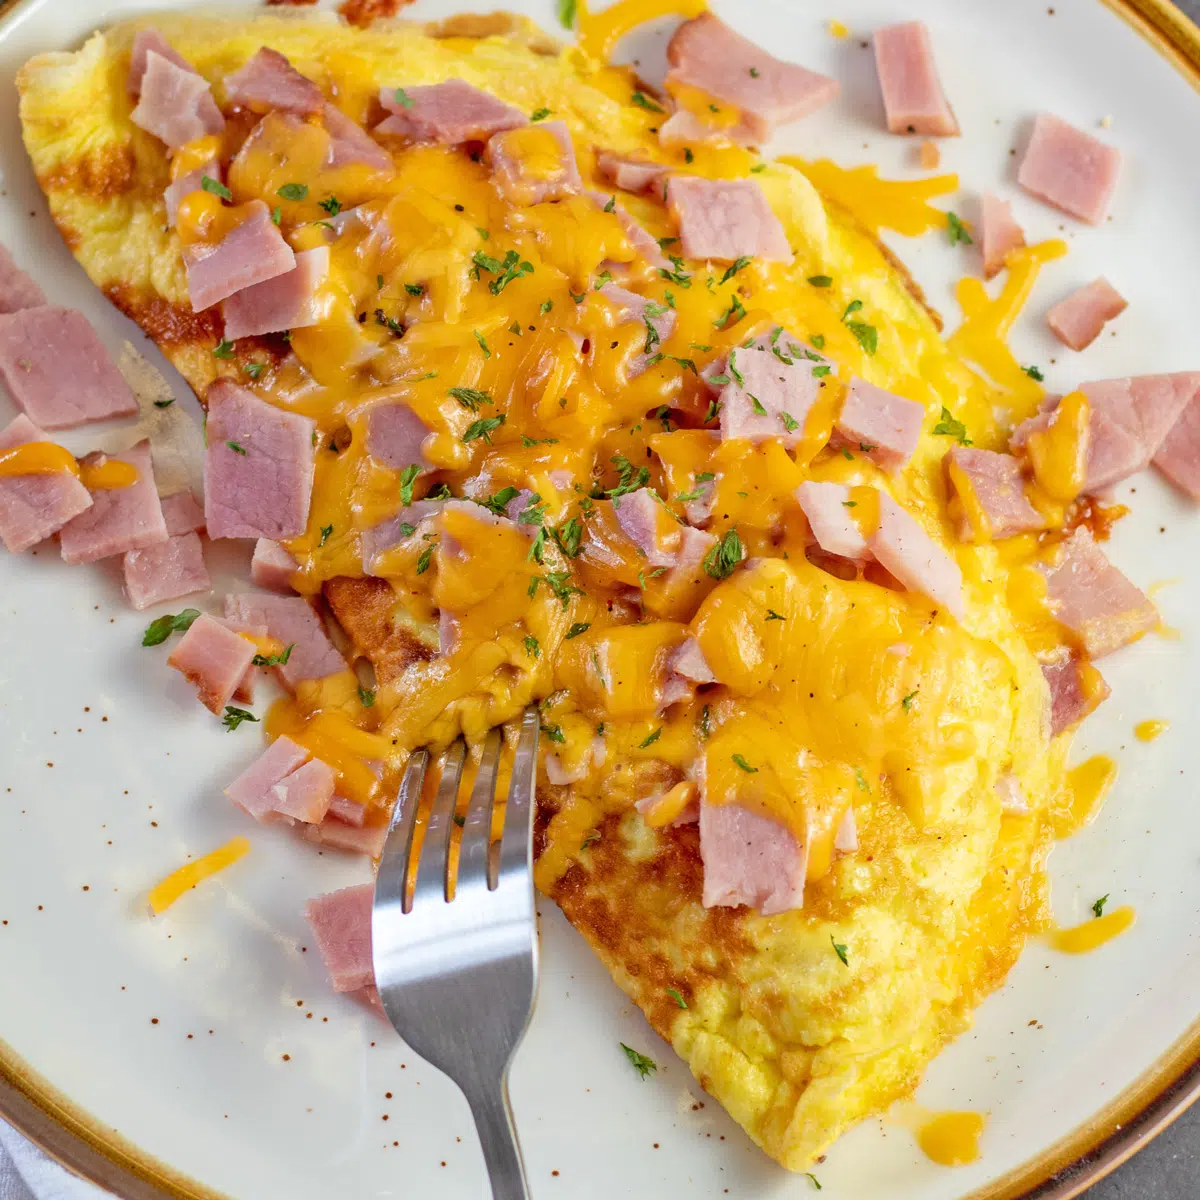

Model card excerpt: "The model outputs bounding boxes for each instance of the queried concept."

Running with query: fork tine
[375,749,428,918]
[497,707,539,881]
[457,727,502,893]
[411,739,466,905]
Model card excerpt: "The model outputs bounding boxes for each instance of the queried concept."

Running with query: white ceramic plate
[2,0,1200,1196]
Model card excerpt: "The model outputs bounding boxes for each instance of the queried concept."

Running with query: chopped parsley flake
[780,412,800,432]
[318,195,343,216]
[226,440,247,456]
[1093,894,1110,918]
[154,397,176,408]
[358,686,376,708]
[201,175,232,201]
[393,87,414,109]
[415,544,434,574]
[212,339,235,359]
[540,722,566,744]
[667,988,688,1009]
[448,386,491,412]
[719,256,752,284]
[703,528,742,579]
[474,330,491,358]
[732,753,757,773]
[714,293,747,329]
[242,362,265,380]
[604,195,616,213]
[405,282,424,297]
[765,609,785,621]
[902,689,918,712]
[398,465,421,506]
[557,0,578,28]
[524,635,541,659]
[540,298,554,314]
[620,1043,657,1079]
[639,726,663,749]
[318,524,333,546]
[1024,364,1045,381]
[946,211,973,246]
[276,182,308,201]
[252,643,295,668]
[462,414,506,445]
[749,394,767,416]
[580,829,601,849]
[855,767,869,792]
[141,609,200,647]
[807,274,833,287]
[831,936,849,966]
[606,452,651,499]
[749,66,761,77]
[630,91,664,113]
[932,406,972,445]
[530,107,551,122]
[806,1174,823,1192]
[222,706,259,733]
[553,517,583,558]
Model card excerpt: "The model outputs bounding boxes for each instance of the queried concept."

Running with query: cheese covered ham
[14,8,1176,1176]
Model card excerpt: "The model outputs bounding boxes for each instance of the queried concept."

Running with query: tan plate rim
[2,0,1200,1196]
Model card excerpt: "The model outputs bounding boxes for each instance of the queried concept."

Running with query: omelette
[13,4,1149,1174]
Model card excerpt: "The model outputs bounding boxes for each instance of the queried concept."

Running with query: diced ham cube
[795,481,869,561]
[700,801,807,916]
[321,104,392,171]
[1039,529,1156,658]
[833,378,924,472]
[1017,112,1121,225]
[224,592,346,688]
[305,818,387,857]
[598,283,676,377]
[225,734,310,821]
[127,29,191,95]
[0,307,138,429]
[872,21,959,136]
[221,247,329,341]
[872,492,964,619]
[0,415,92,553]
[184,201,296,314]
[375,80,526,142]
[718,347,823,448]
[250,539,299,593]
[658,110,741,149]
[305,883,375,992]
[661,637,716,707]
[365,401,432,471]
[613,487,679,567]
[486,120,581,205]
[224,48,325,116]
[591,195,669,270]
[666,13,839,142]
[945,447,1043,540]
[122,532,211,610]
[203,379,315,540]
[1047,278,1127,352]
[980,192,1025,279]
[595,153,667,196]
[328,794,368,827]
[360,501,444,573]
[667,177,791,263]
[1153,384,1200,499]
[1042,653,1111,736]
[168,612,257,715]
[130,50,224,149]
[160,491,205,536]
[0,244,46,313]
[59,441,168,564]
[271,758,337,824]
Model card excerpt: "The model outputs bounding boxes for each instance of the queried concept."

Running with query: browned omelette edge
[3,0,1200,1197]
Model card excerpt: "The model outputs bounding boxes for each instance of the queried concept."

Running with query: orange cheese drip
[1047,906,1136,954]
[1134,719,1169,743]
[917,1111,987,1167]
[1049,754,1118,839]
[1025,390,1090,503]
[148,836,251,915]
[575,0,709,63]
[0,443,137,489]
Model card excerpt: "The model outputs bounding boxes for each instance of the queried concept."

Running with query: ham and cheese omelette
[11,5,1167,1174]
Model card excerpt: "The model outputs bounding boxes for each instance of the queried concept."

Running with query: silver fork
[372,707,540,1200]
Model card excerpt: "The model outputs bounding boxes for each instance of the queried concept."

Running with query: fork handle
[465,1074,529,1200]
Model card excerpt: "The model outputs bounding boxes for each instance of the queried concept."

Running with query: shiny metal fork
[372,708,540,1200]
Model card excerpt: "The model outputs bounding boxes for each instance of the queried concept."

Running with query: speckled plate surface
[2,1,1200,1197]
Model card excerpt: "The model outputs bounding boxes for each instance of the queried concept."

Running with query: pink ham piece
[219,614,266,706]
[1039,529,1156,658]
[184,201,296,313]
[658,110,742,150]
[833,378,924,472]
[329,795,367,827]
[165,162,220,228]
[130,50,224,149]
[945,447,1043,540]
[1042,653,1111,736]
[127,29,190,94]
[593,195,669,271]
[1014,373,1200,495]
[872,21,959,137]
[168,613,257,715]
[613,487,678,568]
[161,491,205,536]
[361,501,444,573]
[0,245,46,313]
[122,533,211,611]
[225,734,309,820]
[980,192,1025,279]
[1153,386,1200,499]
[222,247,329,341]
[322,104,392,171]
[251,539,298,593]
[596,153,667,196]
[0,415,93,552]
[271,758,337,824]
[486,120,582,205]
[598,283,676,377]
[203,379,315,540]
[59,442,168,564]
[1017,112,1121,225]
[305,818,387,857]
[365,400,433,471]
[718,347,823,449]
[795,481,869,561]
[224,593,346,688]
[666,13,839,142]
[375,80,526,142]
[0,307,137,429]
[305,884,375,992]
[1047,278,1127,352]
[224,48,324,116]
[635,788,699,828]
[872,492,964,619]
[661,637,716,707]
[667,177,790,263]
[699,801,807,916]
